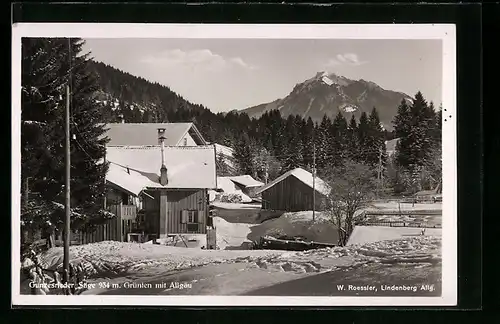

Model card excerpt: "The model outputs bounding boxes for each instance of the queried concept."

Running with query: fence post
[117,203,123,242]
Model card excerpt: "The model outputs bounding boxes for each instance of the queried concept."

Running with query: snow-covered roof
[216,177,238,192]
[385,138,400,152]
[227,175,264,188]
[214,177,253,202]
[255,167,330,196]
[105,145,217,195]
[214,143,234,156]
[104,123,207,146]
[214,143,237,172]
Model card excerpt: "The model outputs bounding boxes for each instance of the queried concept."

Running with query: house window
[121,192,129,205]
[181,210,199,223]
[181,210,199,232]
[183,138,188,146]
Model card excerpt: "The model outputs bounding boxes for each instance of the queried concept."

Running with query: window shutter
[181,210,188,223]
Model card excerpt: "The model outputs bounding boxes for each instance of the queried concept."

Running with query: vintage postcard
[12,23,456,306]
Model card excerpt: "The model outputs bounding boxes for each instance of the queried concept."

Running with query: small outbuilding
[255,167,330,212]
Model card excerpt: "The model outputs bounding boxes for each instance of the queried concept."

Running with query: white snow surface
[215,177,253,203]
[213,217,253,250]
[224,235,442,280]
[347,226,441,246]
[341,105,357,113]
[36,234,441,285]
[211,202,262,210]
[366,201,443,211]
[322,76,334,86]
[37,238,282,279]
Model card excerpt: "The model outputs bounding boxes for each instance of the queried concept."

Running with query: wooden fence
[354,210,442,229]
[75,204,138,245]
[76,217,122,245]
[357,221,441,229]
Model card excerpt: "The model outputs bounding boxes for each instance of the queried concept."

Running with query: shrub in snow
[265,228,286,239]
[217,193,244,203]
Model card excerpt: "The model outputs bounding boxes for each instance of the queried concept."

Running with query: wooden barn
[104,139,217,241]
[255,167,330,212]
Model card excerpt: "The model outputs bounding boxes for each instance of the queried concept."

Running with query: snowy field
[211,202,261,210]
[347,226,442,246]
[365,201,443,212]
[22,202,443,295]
[89,235,441,296]
[247,211,338,244]
[35,239,283,280]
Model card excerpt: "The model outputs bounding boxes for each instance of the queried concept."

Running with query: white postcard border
[11,23,457,307]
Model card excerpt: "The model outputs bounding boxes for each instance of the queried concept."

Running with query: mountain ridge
[238,71,413,130]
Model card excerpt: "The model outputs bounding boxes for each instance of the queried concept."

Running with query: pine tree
[280,115,303,171]
[315,115,332,170]
[346,115,359,162]
[328,111,348,167]
[392,99,412,168]
[216,152,232,177]
[301,117,315,170]
[21,38,110,233]
[233,133,254,175]
[357,112,370,164]
[365,107,387,167]
[405,92,435,169]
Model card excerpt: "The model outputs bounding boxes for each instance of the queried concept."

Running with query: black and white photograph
[12,23,457,306]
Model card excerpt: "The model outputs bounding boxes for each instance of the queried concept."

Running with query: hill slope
[89,60,207,124]
[240,71,413,130]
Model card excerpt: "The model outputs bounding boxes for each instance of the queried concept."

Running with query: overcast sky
[83,38,442,113]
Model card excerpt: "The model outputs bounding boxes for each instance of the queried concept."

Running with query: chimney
[158,128,168,185]
[157,128,166,145]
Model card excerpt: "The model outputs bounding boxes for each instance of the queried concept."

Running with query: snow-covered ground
[85,235,441,295]
[37,240,283,280]
[247,211,338,244]
[212,202,261,210]
[213,217,253,250]
[347,226,442,246]
[366,201,443,211]
[24,202,443,296]
[355,201,442,226]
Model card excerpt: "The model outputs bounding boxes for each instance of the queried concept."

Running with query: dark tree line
[21,38,111,238]
[388,92,442,194]
[90,59,440,195]
[91,60,395,184]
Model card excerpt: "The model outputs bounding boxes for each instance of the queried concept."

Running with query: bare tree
[251,146,281,184]
[322,160,376,246]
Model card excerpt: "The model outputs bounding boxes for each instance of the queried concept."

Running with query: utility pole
[377,147,382,199]
[63,38,72,290]
[23,177,30,244]
[312,143,316,222]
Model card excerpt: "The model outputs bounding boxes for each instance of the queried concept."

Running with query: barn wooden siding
[143,190,160,236]
[261,176,326,212]
[76,217,119,244]
[167,189,208,234]
[143,189,208,236]
[75,203,127,244]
